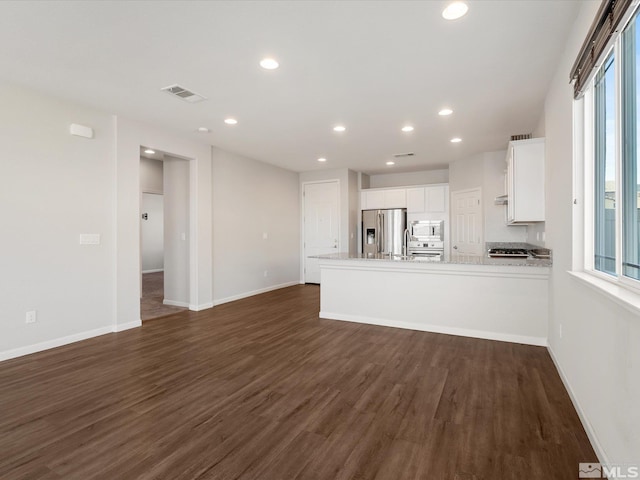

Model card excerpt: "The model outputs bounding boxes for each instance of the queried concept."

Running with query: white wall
[163,156,190,305]
[348,170,359,254]
[449,153,484,193]
[482,151,528,242]
[140,157,163,194]
[369,168,449,188]
[212,147,300,303]
[450,152,527,244]
[543,0,640,463]
[0,83,117,357]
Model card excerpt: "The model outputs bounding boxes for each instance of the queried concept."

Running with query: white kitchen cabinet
[406,188,426,213]
[383,189,406,208]
[360,190,384,210]
[406,186,447,213]
[361,188,406,209]
[506,138,545,224]
[426,186,446,213]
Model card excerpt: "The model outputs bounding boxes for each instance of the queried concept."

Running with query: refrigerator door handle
[376,212,381,253]
[380,212,385,254]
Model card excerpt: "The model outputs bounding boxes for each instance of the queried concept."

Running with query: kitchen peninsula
[316,252,550,346]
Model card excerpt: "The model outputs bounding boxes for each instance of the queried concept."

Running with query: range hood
[494,194,508,205]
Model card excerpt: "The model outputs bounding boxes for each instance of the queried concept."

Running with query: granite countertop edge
[312,253,552,268]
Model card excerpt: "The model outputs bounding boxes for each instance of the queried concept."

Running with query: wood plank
[0,285,598,479]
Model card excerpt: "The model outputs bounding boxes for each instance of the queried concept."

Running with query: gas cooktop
[487,248,529,258]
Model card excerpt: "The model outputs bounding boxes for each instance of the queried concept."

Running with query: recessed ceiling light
[438,108,453,116]
[450,137,462,143]
[144,149,155,154]
[401,126,414,132]
[442,2,468,20]
[333,125,346,132]
[197,127,210,133]
[386,161,395,166]
[260,58,279,70]
[224,118,238,125]
[317,157,327,162]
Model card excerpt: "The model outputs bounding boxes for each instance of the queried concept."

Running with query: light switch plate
[79,234,101,245]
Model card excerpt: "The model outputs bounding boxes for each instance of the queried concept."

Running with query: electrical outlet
[263,270,268,277]
[26,311,37,324]
[559,323,563,339]
[262,232,268,240]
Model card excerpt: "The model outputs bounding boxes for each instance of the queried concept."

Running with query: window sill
[568,270,640,315]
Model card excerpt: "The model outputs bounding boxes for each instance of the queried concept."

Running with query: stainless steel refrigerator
[362,208,407,256]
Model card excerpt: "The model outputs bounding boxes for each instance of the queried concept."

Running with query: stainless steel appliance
[407,221,445,260]
[362,208,407,256]
[409,220,444,241]
[407,240,444,260]
[486,247,551,259]
[487,248,528,258]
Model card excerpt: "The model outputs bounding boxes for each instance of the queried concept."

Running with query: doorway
[302,180,340,284]
[451,188,483,255]
[139,147,190,320]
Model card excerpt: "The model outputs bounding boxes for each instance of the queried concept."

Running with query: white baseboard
[113,320,142,332]
[163,299,189,308]
[0,320,144,362]
[547,345,609,465]
[319,311,547,347]
[213,281,299,306]
[189,302,214,311]
[0,325,112,362]
[142,269,164,274]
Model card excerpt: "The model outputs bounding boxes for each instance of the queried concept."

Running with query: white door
[141,193,164,272]
[304,181,339,284]
[451,188,483,255]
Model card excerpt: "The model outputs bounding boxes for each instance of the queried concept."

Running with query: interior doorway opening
[139,146,191,321]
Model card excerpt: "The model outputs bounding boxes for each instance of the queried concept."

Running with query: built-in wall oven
[407,220,445,260]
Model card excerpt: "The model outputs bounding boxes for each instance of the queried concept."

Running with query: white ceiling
[0,1,583,175]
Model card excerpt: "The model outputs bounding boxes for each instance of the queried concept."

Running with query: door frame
[300,179,341,283]
[450,187,483,255]
[138,149,196,310]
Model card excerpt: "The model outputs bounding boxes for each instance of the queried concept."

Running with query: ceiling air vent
[392,152,415,158]
[161,84,207,103]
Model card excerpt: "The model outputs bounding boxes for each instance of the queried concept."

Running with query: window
[593,53,616,275]
[622,17,640,280]
[582,6,640,287]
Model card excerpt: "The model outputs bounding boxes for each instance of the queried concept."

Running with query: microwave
[410,220,444,241]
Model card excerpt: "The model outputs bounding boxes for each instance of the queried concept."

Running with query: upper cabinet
[506,138,545,224]
[406,185,447,213]
[361,185,448,212]
[406,188,425,213]
[361,188,406,209]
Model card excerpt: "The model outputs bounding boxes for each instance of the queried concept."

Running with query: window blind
[570,0,633,99]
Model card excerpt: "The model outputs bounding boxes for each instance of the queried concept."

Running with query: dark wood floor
[0,285,595,479]
[141,271,186,321]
